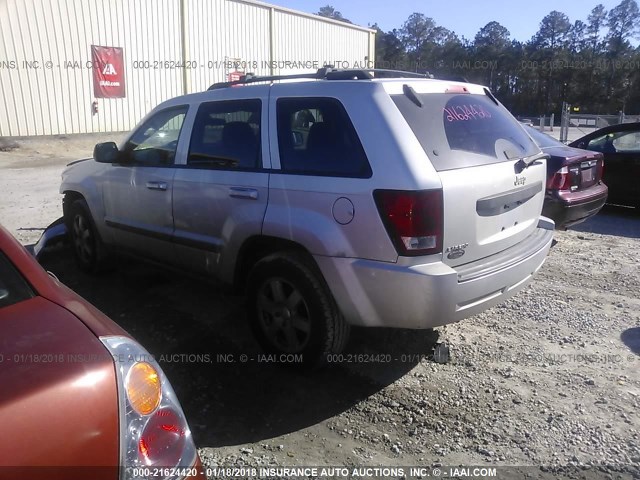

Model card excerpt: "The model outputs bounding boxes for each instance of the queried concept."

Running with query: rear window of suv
[392,92,539,171]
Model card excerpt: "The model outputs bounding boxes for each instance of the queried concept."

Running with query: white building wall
[185,0,272,92]
[0,0,183,136]
[272,9,372,76]
[0,0,374,137]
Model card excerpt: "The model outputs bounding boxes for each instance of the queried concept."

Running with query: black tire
[246,252,349,368]
[65,198,110,273]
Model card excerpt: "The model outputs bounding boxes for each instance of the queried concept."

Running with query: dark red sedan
[0,225,204,480]
[525,126,608,229]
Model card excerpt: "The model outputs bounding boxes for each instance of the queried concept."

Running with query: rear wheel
[65,198,110,273]
[246,252,349,368]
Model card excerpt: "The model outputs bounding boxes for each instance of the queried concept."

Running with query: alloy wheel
[72,213,94,265]
[256,277,312,353]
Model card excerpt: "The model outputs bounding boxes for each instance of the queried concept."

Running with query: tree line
[318,1,640,118]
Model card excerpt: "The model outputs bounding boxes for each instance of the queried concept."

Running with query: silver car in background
[60,69,554,366]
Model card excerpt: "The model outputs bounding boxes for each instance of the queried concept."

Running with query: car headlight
[100,336,198,479]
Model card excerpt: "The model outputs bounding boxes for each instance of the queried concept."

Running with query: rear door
[588,129,640,206]
[171,88,270,280]
[392,85,547,267]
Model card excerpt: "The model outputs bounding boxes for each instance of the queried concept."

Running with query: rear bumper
[315,217,554,329]
[543,184,608,229]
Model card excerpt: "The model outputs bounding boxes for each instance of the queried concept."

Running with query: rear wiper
[403,84,423,108]
[514,152,549,173]
[483,87,499,105]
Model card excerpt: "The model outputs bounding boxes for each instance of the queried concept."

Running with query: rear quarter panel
[264,82,442,262]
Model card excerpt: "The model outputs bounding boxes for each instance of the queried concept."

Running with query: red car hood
[0,296,119,476]
[0,225,123,478]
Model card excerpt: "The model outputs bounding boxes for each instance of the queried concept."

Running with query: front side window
[589,130,640,153]
[188,99,261,169]
[123,106,188,166]
[276,97,371,177]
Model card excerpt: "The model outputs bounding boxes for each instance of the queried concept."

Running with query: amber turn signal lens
[126,362,161,415]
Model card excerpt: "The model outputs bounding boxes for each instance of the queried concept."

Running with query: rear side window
[276,97,371,177]
[188,99,261,169]
[0,252,34,309]
[392,92,539,171]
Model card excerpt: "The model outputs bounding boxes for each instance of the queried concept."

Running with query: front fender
[60,159,112,244]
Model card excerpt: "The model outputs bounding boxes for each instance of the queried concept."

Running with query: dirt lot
[1,136,639,479]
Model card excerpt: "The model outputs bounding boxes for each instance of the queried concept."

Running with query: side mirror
[94,142,120,163]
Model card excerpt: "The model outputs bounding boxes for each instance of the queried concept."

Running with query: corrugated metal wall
[272,10,372,76]
[0,0,374,137]
[0,0,184,136]
[185,0,272,92]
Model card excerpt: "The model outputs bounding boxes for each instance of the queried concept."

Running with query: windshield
[0,252,35,309]
[392,92,539,171]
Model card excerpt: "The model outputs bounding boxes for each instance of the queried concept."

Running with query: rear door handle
[229,187,258,200]
[146,181,168,191]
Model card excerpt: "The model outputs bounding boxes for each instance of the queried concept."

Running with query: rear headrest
[306,122,335,151]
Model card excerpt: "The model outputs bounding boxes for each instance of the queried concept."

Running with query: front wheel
[246,252,349,368]
[65,198,110,273]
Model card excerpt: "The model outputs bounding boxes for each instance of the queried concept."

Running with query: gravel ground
[1,135,639,479]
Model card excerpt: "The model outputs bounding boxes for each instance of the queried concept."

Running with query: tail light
[374,189,443,256]
[547,166,571,191]
[100,336,199,479]
[596,158,604,181]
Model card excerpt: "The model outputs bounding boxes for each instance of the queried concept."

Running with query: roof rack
[207,67,434,90]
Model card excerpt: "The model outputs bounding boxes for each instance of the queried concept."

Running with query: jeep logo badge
[514,176,526,186]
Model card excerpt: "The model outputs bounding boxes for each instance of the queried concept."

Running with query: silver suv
[60,69,554,365]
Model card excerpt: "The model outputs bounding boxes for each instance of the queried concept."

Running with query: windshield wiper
[514,152,549,173]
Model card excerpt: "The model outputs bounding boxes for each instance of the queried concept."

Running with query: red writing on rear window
[443,105,492,122]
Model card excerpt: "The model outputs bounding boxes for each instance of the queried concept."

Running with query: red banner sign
[91,45,125,98]
[228,71,243,83]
